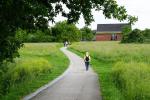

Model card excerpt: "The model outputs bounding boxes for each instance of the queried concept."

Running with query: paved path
[29,47,102,100]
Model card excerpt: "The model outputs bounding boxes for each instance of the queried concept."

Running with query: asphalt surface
[29,47,102,100]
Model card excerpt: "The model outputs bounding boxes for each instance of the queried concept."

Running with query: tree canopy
[80,27,94,41]
[0,0,137,63]
[52,21,81,42]
[121,27,150,43]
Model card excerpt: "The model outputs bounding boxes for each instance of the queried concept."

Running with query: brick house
[96,23,129,41]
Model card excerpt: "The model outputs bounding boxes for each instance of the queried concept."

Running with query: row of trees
[121,26,150,43]
[16,29,53,43]
[15,21,94,43]
[0,0,137,65]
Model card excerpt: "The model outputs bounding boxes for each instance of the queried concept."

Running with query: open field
[0,43,69,100]
[69,41,150,100]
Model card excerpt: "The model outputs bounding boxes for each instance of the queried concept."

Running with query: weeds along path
[25,47,102,100]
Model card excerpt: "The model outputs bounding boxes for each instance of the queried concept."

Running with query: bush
[122,28,144,43]
[112,62,150,100]
[142,29,150,43]
[128,29,144,43]
[15,29,53,43]
[121,27,150,43]
[27,30,53,42]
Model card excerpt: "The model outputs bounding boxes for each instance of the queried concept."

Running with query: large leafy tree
[52,21,81,42]
[80,27,94,41]
[0,0,135,63]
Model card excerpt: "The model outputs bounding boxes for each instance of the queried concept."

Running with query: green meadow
[69,41,150,100]
[0,43,69,100]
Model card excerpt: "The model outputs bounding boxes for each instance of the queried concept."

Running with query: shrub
[128,29,144,43]
[27,30,53,42]
[142,29,150,43]
[121,27,149,43]
[112,62,150,100]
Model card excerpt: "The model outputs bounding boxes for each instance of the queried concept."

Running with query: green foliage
[52,21,81,42]
[121,25,132,43]
[70,42,150,63]
[112,62,150,100]
[15,29,28,42]
[1,58,51,95]
[0,43,69,99]
[15,29,53,42]
[69,41,150,100]
[142,29,150,42]
[26,30,53,42]
[121,28,145,43]
[80,27,94,41]
[9,58,51,82]
[122,25,132,35]
[0,0,134,64]
[128,29,144,43]
[121,27,150,43]
[127,15,138,25]
[143,29,150,37]
[0,35,23,63]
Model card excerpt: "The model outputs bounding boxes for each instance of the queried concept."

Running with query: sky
[49,0,150,30]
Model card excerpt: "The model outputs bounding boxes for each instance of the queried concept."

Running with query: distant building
[96,23,130,41]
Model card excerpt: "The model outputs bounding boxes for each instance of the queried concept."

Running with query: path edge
[22,47,70,100]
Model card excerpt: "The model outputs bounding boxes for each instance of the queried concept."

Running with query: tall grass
[112,62,150,100]
[70,42,150,63]
[0,43,69,100]
[69,41,150,100]
[7,58,51,83]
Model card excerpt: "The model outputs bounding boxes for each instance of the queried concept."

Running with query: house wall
[116,33,122,40]
[96,33,111,41]
[96,33,122,41]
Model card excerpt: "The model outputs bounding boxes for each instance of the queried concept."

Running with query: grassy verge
[68,41,150,100]
[0,43,69,100]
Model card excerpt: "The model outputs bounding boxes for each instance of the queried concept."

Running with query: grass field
[0,43,69,100]
[69,41,150,100]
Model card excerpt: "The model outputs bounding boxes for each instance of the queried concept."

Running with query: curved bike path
[24,47,102,100]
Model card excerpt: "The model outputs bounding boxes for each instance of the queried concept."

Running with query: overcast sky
[49,0,150,30]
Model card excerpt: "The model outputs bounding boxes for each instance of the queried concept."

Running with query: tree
[80,27,94,41]
[142,29,150,42]
[52,21,81,42]
[0,0,136,64]
[127,15,138,25]
[143,29,150,37]
[25,30,53,42]
[128,29,144,43]
[122,28,144,43]
[121,25,132,43]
